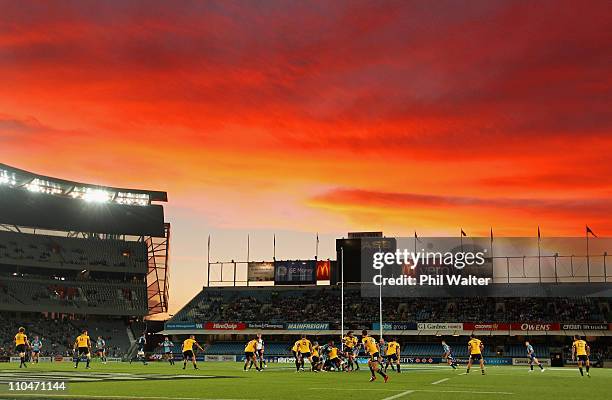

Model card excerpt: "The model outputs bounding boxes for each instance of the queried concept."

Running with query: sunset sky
[1,0,611,313]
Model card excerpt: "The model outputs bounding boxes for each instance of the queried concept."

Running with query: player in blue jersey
[95,336,107,364]
[130,334,148,365]
[441,340,457,369]
[525,341,544,372]
[31,336,42,363]
[160,336,175,365]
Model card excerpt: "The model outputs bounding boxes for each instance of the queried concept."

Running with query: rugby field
[0,361,610,400]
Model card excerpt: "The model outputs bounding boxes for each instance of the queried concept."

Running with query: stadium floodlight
[0,169,16,185]
[116,192,149,206]
[25,178,63,195]
[83,188,113,203]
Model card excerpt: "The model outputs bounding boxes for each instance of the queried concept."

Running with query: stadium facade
[0,163,169,359]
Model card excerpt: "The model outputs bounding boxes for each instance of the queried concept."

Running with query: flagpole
[207,234,211,287]
[273,234,276,261]
[315,233,319,261]
[379,244,383,340]
[247,234,250,287]
[460,229,463,252]
[490,228,494,277]
[537,226,541,283]
[341,246,344,345]
[586,226,590,282]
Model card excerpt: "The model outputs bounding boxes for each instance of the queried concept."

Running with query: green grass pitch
[0,361,610,400]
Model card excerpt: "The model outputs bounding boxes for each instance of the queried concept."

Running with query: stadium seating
[0,276,147,313]
[170,286,611,325]
[0,230,147,271]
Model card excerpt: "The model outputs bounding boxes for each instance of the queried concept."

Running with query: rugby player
[256,333,266,370]
[31,336,42,364]
[182,335,203,370]
[130,333,148,365]
[441,340,457,369]
[572,335,590,377]
[525,340,544,372]
[323,340,342,371]
[73,329,92,369]
[362,330,389,383]
[466,334,485,375]
[14,327,30,368]
[311,341,322,371]
[292,339,301,372]
[343,331,359,371]
[384,337,401,373]
[244,337,261,371]
[297,335,315,371]
[95,336,107,364]
[160,336,175,365]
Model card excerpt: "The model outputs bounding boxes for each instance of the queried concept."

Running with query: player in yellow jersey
[14,327,30,369]
[361,330,388,383]
[311,341,323,371]
[572,335,590,377]
[244,338,261,371]
[291,339,301,372]
[73,329,91,369]
[384,337,401,373]
[466,334,485,375]
[324,340,342,371]
[343,331,359,371]
[182,335,203,370]
[297,335,314,371]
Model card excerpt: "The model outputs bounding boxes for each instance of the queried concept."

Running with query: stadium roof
[0,163,167,203]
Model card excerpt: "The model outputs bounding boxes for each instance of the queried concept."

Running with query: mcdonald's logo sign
[316,260,330,280]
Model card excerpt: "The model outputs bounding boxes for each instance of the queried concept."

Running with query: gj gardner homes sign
[417,323,463,330]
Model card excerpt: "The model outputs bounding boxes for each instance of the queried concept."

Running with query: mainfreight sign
[286,323,329,330]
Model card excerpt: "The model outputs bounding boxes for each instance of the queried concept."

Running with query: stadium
[1,163,612,400]
[2,1,612,399]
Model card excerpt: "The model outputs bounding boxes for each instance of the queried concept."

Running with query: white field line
[431,377,450,385]
[309,388,513,396]
[417,389,513,395]
[381,390,415,400]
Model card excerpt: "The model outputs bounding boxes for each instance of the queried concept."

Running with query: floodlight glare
[83,188,112,203]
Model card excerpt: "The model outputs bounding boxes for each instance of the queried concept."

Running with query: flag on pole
[537,226,541,241]
[586,225,597,237]
[461,229,467,237]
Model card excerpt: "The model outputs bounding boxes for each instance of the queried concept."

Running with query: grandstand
[0,163,169,359]
[160,232,612,367]
[169,286,611,325]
